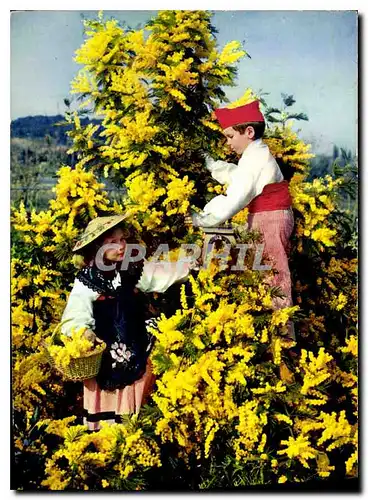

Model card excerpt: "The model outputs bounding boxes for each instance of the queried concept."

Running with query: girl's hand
[83,329,103,345]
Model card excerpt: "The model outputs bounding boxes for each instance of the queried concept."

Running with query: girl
[61,213,192,430]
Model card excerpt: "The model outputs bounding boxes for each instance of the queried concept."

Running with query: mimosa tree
[11,10,357,491]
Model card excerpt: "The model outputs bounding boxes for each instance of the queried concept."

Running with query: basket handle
[48,319,73,343]
[41,322,66,356]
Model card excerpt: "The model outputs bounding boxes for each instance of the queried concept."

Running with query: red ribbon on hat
[214,100,264,129]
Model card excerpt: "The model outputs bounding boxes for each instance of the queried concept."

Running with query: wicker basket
[43,324,106,382]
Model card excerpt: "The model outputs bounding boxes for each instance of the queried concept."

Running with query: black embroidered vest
[77,263,153,391]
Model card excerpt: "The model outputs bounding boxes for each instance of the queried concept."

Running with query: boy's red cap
[214,100,264,129]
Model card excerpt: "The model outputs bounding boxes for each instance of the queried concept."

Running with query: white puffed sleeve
[192,141,283,228]
[60,279,99,336]
[191,165,256,227]
[136,261,192,294]
[206,158,238,185]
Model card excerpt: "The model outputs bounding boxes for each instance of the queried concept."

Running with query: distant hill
[10,115,101,145]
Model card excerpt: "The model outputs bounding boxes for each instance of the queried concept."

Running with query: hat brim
[72,213,132,253]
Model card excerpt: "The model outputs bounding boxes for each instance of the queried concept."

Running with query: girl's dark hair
[233,121,265,139]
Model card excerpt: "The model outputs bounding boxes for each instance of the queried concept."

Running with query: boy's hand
[188,257,201,271]
[198,150,215,170]
[203,153,216,171]
[191,211,202,227]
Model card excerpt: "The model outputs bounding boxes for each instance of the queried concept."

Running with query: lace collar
[77,262,144,295]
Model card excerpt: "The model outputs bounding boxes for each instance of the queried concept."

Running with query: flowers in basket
[44,325,106,381]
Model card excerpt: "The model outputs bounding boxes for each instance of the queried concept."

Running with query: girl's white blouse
[60,260,192,335]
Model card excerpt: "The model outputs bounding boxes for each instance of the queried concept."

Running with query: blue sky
[11,10,357,155]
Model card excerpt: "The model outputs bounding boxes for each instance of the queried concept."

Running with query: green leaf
[281,93,296,107]
[286,112,309,122]
[266,116,282,123]
[265,107,282,115]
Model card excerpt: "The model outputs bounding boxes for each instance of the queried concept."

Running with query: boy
[191,100,295,335]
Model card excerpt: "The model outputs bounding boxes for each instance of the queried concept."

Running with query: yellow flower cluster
[265,125,314,174]
[70,70,98,95]
[109,68,149,108]
[74,19,124,67]
[50,164,110,219]
[11,259,65,350]
[12,203,58,249]
[66,114,101,154]
[206,182,225,196]
[227,88,258,109]
[270,306,299,329]
[296,348,333,396]
[125,172,165,215]
[293,409,357,476]
[41,420,161,490]
[294,253,357,343]
[231,206,249,225]
[346,448,358,475]
[289,173,342,249]
[11,259,61,299]
[151,310,189,352]
[233,401,267,461]
[278,435,318,468]
[162,175,196,216]
[319,257,358,322]
[147,11,214,58]
[116,110,159,146]
[158,57,198,86]
[12,162,112,255]
[263,126,348,252]
[126,30,163,71]
[11,256,69,418]
[200,118,222,132]
[315,411,353,450]
[67,8,249,186]
[340,335,358,357]
[13,352,49,413]
[149,260,302,462]
[329,292,348,311]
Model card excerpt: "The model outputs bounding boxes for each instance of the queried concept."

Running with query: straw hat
[72,213,132,252]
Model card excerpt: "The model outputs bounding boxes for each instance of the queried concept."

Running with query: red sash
[247,180,291,213]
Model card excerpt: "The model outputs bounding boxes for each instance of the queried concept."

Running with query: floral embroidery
[110,342,133,369]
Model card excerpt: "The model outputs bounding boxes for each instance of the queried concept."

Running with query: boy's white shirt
[60,260,192,336]
[192,139,284,228]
